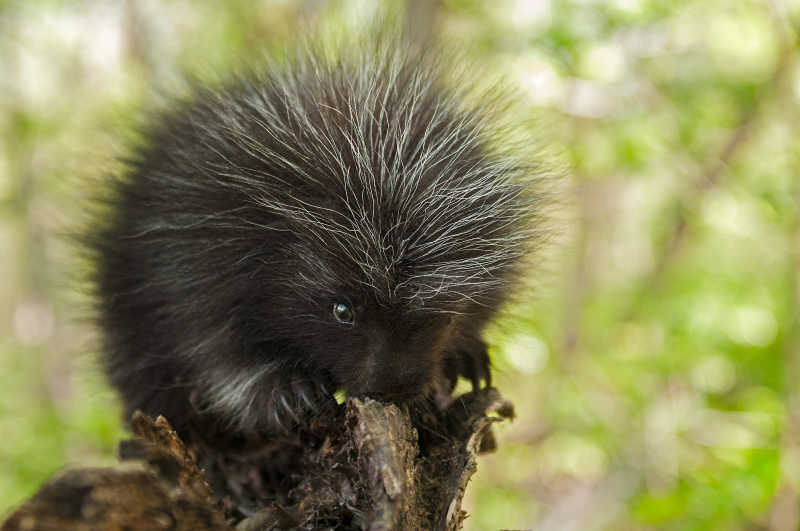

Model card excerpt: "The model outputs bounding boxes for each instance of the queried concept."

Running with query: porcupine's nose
[359,329,431,401]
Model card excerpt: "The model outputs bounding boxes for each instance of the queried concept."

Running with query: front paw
[442,338,492,393]
[269,375,336,430]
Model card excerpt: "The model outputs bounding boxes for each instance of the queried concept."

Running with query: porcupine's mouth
[360,379,431,403]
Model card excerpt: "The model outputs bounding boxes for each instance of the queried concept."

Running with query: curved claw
[279,393,300,423]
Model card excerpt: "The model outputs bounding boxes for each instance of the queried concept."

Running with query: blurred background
[1,0,799,529]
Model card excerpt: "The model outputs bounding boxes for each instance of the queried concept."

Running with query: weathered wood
[2,389,512,531]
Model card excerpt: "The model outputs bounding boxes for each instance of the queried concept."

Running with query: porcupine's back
[89,41,543,438]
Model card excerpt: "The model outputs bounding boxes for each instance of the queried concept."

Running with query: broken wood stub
[2,389,514,530]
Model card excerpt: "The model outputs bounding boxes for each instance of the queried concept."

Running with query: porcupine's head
[90,42,543,434]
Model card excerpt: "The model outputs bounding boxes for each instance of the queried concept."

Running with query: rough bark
[2,389,512,531]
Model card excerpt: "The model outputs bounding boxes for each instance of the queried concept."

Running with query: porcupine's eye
[332,302,354,325]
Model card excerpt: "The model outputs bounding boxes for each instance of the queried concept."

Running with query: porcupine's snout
[335,312,458,402]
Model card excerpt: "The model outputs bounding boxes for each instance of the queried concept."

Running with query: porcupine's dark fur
[88,40,544,441]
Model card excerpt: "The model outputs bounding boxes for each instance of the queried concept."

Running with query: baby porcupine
[89,41,543,439]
